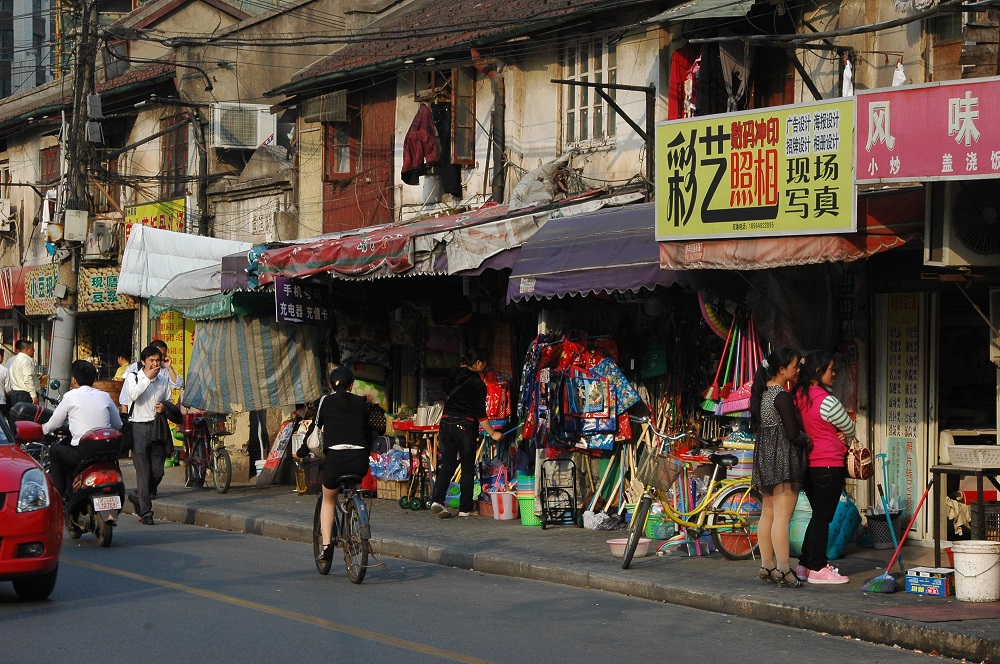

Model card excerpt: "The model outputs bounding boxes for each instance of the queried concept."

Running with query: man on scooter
[45,360,124,498]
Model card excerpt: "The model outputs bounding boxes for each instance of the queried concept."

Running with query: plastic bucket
[519,497,541,526]
[867,510,904,549]
[952,540,1000,602]
[489,492,519,521]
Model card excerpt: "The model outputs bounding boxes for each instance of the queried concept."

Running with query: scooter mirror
[49,380,60,391]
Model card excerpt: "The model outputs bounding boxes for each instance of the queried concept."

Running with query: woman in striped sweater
[793,352,856,585]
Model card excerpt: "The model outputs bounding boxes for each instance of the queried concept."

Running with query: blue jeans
[799,465,846,571]
[432,419,478,512]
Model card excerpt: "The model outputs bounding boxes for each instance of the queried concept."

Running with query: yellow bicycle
[622,418,762,569]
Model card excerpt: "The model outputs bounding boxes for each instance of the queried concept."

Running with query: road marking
[63,556,493,664]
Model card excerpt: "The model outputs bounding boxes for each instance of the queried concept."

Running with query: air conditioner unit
[0,199,11,232]
[82,221,118,262]
[924,180,1000,267]
[300,90,347,124]
[210,103,276,150]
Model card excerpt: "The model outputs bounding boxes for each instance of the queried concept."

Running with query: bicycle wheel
[313,496,331,575]
[622,494,652,570]
[709,484,763,561]
[344,498,369,584]
[186,426,209,488]
[211,443,232,494]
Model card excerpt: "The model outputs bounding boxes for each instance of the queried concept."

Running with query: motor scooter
[13,416,125,547]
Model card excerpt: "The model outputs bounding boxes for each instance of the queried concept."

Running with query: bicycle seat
[334,474,364,489]
[708,453,739,468]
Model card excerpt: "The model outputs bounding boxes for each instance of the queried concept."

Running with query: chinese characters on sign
[124,198,186,245]
[857,76,1000,182]
[275,277,331,326]
[79,267,136,312]
[24,264,57,316]
[886,293,921,513]
[655,99,856,240]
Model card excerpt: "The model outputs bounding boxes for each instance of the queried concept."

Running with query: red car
[0,439,62,601]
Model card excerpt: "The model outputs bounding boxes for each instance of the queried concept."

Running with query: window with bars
[562,36,617,147]
[160,116,187,199]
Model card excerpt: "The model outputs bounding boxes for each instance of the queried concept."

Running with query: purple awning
[506,202,689,301]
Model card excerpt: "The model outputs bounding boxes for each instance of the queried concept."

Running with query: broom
[701,322,736,410]
[702,325,737,411]
[862,479,934,593]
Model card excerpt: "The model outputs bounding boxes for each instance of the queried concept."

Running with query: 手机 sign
[275,276,331,326]
[857,76,1000,183]
[655,99,856,241]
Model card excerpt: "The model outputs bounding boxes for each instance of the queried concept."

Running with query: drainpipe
[472,49,506,203]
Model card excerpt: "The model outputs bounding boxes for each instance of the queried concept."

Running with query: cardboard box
[905,566,955,596]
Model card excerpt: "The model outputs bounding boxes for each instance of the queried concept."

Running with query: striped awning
[182,314,323,412]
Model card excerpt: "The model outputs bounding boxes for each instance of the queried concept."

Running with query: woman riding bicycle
[297,366,374,562]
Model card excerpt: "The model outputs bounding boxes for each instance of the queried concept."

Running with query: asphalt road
[0,519,960,664]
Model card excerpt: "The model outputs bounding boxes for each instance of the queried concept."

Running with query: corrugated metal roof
[645,0,754,23]
[272,0,634,95]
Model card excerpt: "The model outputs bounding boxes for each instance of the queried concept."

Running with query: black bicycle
[312,473,383,583]
[184,413,233,494]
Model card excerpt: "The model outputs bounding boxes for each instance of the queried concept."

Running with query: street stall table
[931,464,1000,566]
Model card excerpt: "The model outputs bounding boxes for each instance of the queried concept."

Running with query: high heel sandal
[771,568,803,588]
[758,567,776,584]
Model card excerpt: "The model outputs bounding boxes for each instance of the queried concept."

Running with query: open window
[412,67,476,166]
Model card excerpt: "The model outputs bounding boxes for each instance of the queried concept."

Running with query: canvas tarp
[182,314,323,412]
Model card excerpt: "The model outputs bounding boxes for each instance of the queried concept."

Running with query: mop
[862,479,934,593]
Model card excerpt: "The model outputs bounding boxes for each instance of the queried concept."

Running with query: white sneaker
[430,502,444,514]
[807,564,849,584]
[457,511,473,517]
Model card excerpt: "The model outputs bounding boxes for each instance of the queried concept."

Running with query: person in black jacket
[300,366,374,562]
[430,348,503,518]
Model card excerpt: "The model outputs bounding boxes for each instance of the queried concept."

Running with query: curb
[141,501,998,662]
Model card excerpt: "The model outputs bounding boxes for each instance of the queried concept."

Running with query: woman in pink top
[793,351,856,585]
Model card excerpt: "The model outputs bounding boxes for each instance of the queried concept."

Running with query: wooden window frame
[323,120,355,181]
[160,116,188,199]
[412,67,477,166]
[562,36,617,148]
[39,145,59,190]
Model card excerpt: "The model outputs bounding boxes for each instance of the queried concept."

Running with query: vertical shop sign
[158,311,191,386]
[885,293,920,512]
[24,264,57,316]
[274,277,331,325]
[857,76,1000,182]
[655,98,855,240]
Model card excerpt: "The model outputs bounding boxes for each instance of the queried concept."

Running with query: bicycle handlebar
[629,415,714,448]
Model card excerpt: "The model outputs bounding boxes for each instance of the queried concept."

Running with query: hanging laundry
[401,104,440,185]
[891,62,906,87]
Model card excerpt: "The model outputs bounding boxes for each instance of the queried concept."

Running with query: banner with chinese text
[655,99,856,240]
[275,276,331,326]
[124,198,185,245]
[79,267,136,312]
[24,264,57,316]
[857,76,1000,183]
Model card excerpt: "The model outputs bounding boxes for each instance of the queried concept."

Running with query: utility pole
[50,0,100,397]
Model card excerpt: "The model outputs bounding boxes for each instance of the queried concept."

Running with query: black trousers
[432,419,478,513]
[129,422,168,518]
[799,465,846,571]
[49,442,84,498]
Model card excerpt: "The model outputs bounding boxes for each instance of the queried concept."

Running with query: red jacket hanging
[401,104,440,185]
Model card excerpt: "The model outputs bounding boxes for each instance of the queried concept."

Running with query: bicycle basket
[635,448,683,493]
[208,414,234,436]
